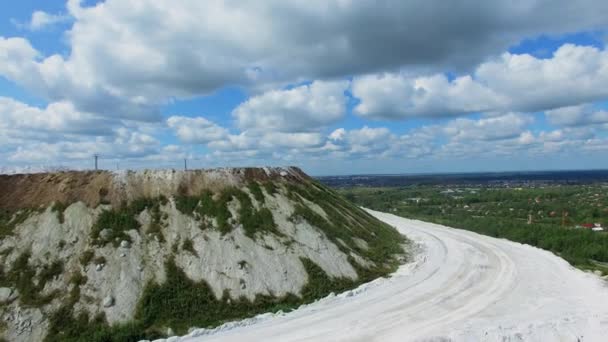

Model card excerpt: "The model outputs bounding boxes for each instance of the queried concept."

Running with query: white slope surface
[168,210,608,342]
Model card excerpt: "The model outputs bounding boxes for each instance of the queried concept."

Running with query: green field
[337,184,608,273]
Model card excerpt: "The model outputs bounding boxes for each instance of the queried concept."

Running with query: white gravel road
[173,210,608,342]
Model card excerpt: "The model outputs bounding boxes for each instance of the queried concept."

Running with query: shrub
[79,250,95,266]
[182,238,197,256]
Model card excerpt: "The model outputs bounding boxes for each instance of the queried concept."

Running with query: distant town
[318,169,608,188]
[326,171,608,275]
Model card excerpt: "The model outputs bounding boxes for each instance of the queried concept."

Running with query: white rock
[96,264,104,272]
[120,240,130,248]
[0,287,15,303]
[594,270,603,276]
[99,228,113,240]
[103,296,115,307]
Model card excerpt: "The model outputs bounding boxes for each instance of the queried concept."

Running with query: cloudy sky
[1,0,608,175]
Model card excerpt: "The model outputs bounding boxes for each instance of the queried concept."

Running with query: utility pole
[184,158,187,171]
[94,154,99,170]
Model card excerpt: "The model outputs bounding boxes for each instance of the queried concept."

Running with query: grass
[91,197,166,247]
[175,188,281,238]
[182,238,197,256]
[43,255,366,341]
[247,182,265,203]
[0,208,36,238]
[135,256,358,335]
[262,182,278,196]
[79,250,95,266]
[287,182,405,272]
[175,190,233,233]
[52,202,68,224]
[0,251,63,307]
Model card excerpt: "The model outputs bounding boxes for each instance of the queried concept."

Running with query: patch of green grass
[248,182,265,203]
[45,306,156,342]
[175,188,281,238]
[175,190,234,233]
[91,197,165,247]
[52,202,68,224]
[230,190,281,238]
[134,257,357,335]
[0,251,63,307]
[288,183,405,272]
[262,182,278,196]
[0,208,36,238]
[91,209,139,247]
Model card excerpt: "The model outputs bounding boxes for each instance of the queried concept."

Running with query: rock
[167,327,175,336]
[120,253,126,257]
[103,296,115,307]
[120,240,130,248]
[96,264,104,272]
[8,289,18,302]
[594,270,603,276]
[0,287,16,304]
[99,229,113,240]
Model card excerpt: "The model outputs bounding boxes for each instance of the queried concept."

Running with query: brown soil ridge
[0,166,309,211]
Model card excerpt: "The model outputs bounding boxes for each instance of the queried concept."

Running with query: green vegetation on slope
[287,181,405,272]
[339,185,608,269]
[44,256,359,341]
[0,251,63,307]
[0,208,38,238]
[91,197,167,247]
[6,178,406,342]
[175,185,281,238]
[51,202,68,224]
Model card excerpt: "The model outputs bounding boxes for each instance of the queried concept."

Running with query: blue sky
[1,1,608,175]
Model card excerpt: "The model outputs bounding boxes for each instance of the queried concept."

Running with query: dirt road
[176,210,608,341]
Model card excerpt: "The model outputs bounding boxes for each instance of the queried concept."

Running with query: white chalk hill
[0,167,406,341]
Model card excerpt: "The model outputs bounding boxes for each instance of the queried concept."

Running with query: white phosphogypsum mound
[169,210,608,342]
[0,169,404,342]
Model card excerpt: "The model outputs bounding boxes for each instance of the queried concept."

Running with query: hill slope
[0,167,407,341]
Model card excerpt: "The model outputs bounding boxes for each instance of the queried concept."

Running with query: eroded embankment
[0,167,407,342]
